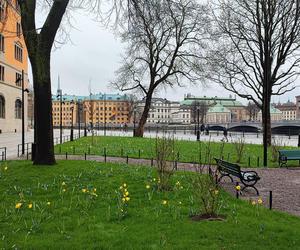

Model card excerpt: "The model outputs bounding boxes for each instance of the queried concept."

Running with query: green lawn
[1,160,300,249]
[54,136,298,167]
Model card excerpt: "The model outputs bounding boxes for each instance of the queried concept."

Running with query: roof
[181,98,244,107]
[258,106,282,114]
[52,93,130,102]
[207,103,231,113]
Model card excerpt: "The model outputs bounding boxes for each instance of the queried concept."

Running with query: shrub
[233,138,245,163]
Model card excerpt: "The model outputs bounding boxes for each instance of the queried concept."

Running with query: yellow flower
[82,188,87,193]
[62,189,66,192]
[122,198,126,202]
[62,182,66,186]
[125,191,129,196]
[251,201,256,206]
[176,181,180,186]
[47,201,51,206]
[123,183,127,188]
[257,198,263,205]
[236,185,241,191]
[93,188,97,192]
[28,203,33,209]
[124,189,128,192]
[214,190,219,195]
[153,178,156,182]
[125,197,130,201]
[4,166,8,171]
[15,202,22,209]
[178,201,182,205]
[162,200,167,205]
[146,185,150,189]
[119,186,123,190]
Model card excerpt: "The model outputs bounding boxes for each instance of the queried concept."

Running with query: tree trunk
[135,94,152,137]
[32,50,55,165]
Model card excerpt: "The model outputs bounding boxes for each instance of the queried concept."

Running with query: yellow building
[0,0,29,133]
[52,93,132,127]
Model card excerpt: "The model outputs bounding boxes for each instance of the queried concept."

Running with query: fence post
[138,149,141,159]
[257,157,260,167]
[84,153,87,160]
[248,157,251,167]
[269,191,273,210]
[151,158,153,167]
[121,148,123,157]
[236,182,240,199]
[177,152,180,162]
[126,155,129,164]
[66,152,68,160]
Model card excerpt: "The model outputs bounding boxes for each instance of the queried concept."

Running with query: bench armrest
[241,170,260,181]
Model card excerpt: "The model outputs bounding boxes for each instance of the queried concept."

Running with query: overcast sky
[30,10,299,104]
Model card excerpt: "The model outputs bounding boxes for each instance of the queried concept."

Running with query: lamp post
[104,93,107,136]
[16,70,29,155]
[84,105,87,137]
[57,90,64,144]
[133,109,136,136]
[70,100,74,141]
[196,107,200,141]
[78,100,82,138]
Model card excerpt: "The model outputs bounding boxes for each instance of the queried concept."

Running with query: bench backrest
[278,150,300,158]
[215,158,241,177]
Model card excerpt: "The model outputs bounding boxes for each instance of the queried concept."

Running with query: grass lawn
[1,160,300,249]
[54,136,298,168]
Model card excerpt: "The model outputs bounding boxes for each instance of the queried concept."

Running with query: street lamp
[70,100,74,141]
[57,91,65,145]
[133,109,136,136]
[196,107,200,141]
[16,70,29,155]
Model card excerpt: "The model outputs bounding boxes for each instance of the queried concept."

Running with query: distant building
[136,98,181,124]
[0,0,29,133]
[206,103,231,124]
[296,96,300,120]
[52,91,131,127]
[181,94,247,123]
[257,106,282,122]
[274,101,297,121]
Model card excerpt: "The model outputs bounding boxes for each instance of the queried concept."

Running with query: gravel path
[54,154,300,217]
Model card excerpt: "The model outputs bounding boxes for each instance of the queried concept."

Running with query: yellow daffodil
[162,200,167,205]
[122,198,126,202]
[257,198,263,204]
[47,201,51,206]
[124,189,128,192]
[62,189,66,192]
[119,186,123,190]
[4,166,8,171]
[28,203,33,209]
[214,190,219,195]
[236,185,241,191]
[93,188,97,192]
[178,201,182,205]
[125,191,129,196]
[123,183,127,188]
[153,178,156,182]
[15,202,22,209]
[62,182,66,186]
[176,181,180,186]
[251,201,256,206]
[125,197,130,201]
[82,188,87,193]
[146,185,150,189]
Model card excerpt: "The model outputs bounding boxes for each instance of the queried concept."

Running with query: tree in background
[190,101,209,124]
[208,0,300,166]
[112,0,208,137]
[245,102,260,121]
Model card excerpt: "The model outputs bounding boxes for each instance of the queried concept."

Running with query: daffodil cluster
[119,183,130,203]
[82,186,98,198]
[117,183,130,219]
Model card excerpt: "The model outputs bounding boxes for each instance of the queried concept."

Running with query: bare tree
[190,101,209,124]
[208,0,300,166]
[112,0,208,137]
[245,102,260,121]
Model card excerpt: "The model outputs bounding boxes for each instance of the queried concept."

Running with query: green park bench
[215,158,261,195]
[278,150,300,168]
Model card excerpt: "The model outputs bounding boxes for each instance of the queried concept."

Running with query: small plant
[155,136,176,191]
[116,183,130,219]
[233,138,245,163]
[271,138,282,162]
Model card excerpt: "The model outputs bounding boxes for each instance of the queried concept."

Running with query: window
[16,22,21,37]
[0,65,4,81]
[15,99,22,119]
[0,33,4,52]
[16,72,21,86]
[0,95,4,118]
[14,44,23,62]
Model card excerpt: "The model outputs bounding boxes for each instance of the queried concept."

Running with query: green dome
[208,103,231,113]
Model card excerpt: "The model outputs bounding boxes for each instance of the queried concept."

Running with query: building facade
[257,106,283,122]
[52,92,131,127]
[296,96,300,120]
[0,0,29,133]
[274,101,297,121]
[206,103,231,124]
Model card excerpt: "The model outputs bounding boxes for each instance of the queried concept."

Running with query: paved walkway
[55,154,300,217]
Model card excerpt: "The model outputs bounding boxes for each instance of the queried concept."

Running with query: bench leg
[218,174,233,183]
[241,185,259,196]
